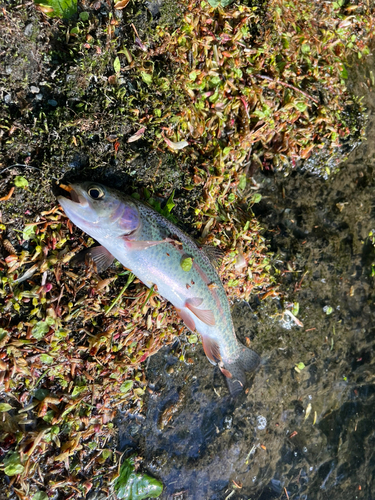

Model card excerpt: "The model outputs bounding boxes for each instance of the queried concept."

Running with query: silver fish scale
[131,199,241,362]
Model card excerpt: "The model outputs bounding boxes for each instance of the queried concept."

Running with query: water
[116,54,375,499]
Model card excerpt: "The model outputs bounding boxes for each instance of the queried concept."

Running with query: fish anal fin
[175,307,196,332]
[71,246,115,273]
[185,298,215,326]
[220,366,232,378]
[201,336,221,365]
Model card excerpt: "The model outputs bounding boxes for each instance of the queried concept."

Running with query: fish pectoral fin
[175,307,196,332]
[123,238,174,251]
[185,298,216,326]
[70,246,115,273]
[201,336,221,365]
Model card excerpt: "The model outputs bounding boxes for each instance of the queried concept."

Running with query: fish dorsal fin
[70,246,115,273]
[185,298,216,326]
[201,245,224,268]
[175,307,196,332]
[123,238,174,251]
[201,336,221,364]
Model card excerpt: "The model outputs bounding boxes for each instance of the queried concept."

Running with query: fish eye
[88,186,105,200]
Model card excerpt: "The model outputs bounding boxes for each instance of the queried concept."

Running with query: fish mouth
[58,184,88,206]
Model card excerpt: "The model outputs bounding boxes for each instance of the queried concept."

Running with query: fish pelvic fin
[175,307,196,332]
[221,346,261,397]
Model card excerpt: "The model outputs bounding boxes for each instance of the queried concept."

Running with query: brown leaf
[114,0,131,9]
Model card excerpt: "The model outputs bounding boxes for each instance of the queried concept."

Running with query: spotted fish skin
[58,182,260,395]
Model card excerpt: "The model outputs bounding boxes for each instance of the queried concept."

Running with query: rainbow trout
[58,182,260,395]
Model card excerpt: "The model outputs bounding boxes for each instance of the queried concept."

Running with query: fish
[58,182,260,395]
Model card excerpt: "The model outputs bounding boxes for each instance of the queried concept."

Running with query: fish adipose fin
[71,246,115,273]
[222,346,260,397]
[201,336,221,365]
[185,298,216,326]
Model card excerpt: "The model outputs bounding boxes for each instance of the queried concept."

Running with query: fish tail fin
[221,345,260,397]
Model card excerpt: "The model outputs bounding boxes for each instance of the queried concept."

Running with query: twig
[105,272,135,315]
[254,74,319,104]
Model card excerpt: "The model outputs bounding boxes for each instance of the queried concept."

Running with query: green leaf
[163,191,175,215]
[295,101,308,112]
[102,449,112,460]
[0,328,8,342]
[238,175,247,191]
[189,70,200,81]
[33,0,77,19]
[31,320,51,339]
[0,403,13,412]
[207,0,233,6]
[79,11,89,21]
[340,65,348,79]
[251,193,262,204]
[14,176,28,188]
[180,257,193,272]
[296,362,305,370]
[141,72,153,86]
[32,492,49,500]
[120,380,133,394]
[34,389,50,400]
[40,354,54,364]
[71,385,87,398]
[301,44,310,54]
[188,334,198,344]
[115,457,163,499]
[3,452,24,477]
[114,56,121,74]
[292,302,299,316]
[23,224,37,241]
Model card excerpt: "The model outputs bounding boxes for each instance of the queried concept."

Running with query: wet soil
[116,56,375,499]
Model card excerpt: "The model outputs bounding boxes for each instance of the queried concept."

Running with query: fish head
[58,182,140,240]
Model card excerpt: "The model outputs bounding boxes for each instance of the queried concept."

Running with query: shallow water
[117,54,375,499]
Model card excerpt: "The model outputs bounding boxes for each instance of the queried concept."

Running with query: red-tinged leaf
[163,135,189,150]
[127,127,146,143]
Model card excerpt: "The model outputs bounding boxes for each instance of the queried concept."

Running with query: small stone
[48,99,57,107]
[24,23,33,36]
[4,94,12,104]
[256,415,267,430]
[30,86,40,94]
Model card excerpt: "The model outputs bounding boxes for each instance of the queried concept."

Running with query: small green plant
[114,457,163,499]
[33,0,77,18]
